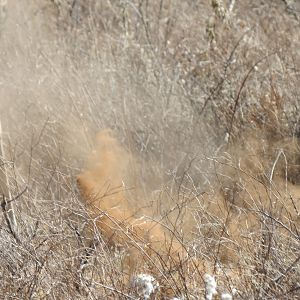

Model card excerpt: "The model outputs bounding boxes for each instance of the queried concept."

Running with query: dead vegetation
[0,0,299,299]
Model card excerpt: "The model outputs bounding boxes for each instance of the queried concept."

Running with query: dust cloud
[77,128,300,278]
[77,129,191,277]
[0,1,299,296]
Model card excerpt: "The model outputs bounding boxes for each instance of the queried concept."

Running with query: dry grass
[0,0,299,299]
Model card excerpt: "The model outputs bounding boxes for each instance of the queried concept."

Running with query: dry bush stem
[199,28,253,117]
[228,52,277,139]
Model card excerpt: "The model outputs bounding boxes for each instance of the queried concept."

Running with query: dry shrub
[0,0,300,299]
[192,94,300,298]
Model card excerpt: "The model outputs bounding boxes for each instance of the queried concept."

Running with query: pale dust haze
[77,127,300,279]
[0,0,300,298]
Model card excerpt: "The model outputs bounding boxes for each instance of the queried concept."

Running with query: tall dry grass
[0,0,299,299]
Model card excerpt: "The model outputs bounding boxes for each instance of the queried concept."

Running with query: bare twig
[0,120,18,240]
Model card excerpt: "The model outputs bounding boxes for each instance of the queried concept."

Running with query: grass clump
[0,0,299,299]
